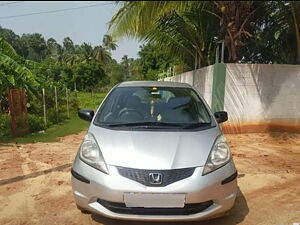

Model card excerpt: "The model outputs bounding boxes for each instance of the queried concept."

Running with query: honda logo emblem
[149,173,163,184]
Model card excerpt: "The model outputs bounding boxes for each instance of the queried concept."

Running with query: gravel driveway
[0,131,299,225]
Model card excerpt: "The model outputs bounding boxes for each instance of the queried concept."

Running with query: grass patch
[77,92,107,110]
[4,113,88,143]
[3,92,107,143]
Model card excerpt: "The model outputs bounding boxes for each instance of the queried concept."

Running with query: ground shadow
[0,143,15,147]
[91,187,248,225]
[0,163,72,186]
[267,131,300,140]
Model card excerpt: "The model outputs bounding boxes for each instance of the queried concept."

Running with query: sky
[0,1,141,62]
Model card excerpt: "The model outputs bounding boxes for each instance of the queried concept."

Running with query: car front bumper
[71,157,238,221]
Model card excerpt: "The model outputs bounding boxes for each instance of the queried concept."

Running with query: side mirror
[78,110,94,122]
[214,111,228,123]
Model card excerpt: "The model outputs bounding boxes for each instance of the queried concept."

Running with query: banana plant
[0,38,39,99]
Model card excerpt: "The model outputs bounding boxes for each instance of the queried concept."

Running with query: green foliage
[0,114,11,139]
[1,91,107,142]
[73,62,107,91]
[109,1,198,39]
[103,34,118,51]
[0,26,123,140]
[105,61,125,85]
[77,92,107,110]
[3,91,107,143]
[109,1,300,65]
[240,1,297,64]
[0,38,39,101]
[28,114,44,133]
[20,33,48,61]
[134,43,175,80]
[93,45,112,64]
[4,113,89,143]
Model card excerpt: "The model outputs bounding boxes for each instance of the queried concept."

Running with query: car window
[94,86,211,126]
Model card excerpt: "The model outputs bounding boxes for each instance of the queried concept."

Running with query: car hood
[89,125,221,170]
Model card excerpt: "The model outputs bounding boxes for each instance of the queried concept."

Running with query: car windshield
[94,86,211,128]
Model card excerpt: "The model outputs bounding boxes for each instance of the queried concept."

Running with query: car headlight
[79,133,109,174]
[203,135,231,175]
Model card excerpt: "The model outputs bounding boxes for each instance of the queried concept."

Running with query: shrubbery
[0,114,11,139]
[0,89,79,140]
[28,114,44,133]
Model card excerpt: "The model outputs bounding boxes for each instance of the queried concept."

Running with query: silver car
[71,81,238,221]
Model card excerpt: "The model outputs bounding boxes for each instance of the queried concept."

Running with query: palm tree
[121,55,130,80]
[102,34,118,52]
[109,1,261,64]
[93,45,112,64]
[109,1,199,40]
[145,9,219,68]
[80,42,94,63]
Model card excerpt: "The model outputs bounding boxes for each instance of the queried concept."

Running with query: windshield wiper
[102,122,182,128]
[180,122,211,129]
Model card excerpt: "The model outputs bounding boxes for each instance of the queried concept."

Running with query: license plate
[124,193,185,208]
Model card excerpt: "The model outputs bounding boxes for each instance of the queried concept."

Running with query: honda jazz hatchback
[71,81,238,221]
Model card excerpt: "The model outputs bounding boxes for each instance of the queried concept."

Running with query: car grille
[97,199,213,215]
[117,167,195,187]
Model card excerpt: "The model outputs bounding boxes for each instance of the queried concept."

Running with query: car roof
[117,81,192,88]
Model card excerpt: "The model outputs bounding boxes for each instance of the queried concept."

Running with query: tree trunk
[291,2,300,64]
[216,1,253,63]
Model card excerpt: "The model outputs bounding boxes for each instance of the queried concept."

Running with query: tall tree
[63,37,75,53]
[20,33,48,61]
[291,2,300,63]
[145,9,218,68]
[136,43,174,80]
[80,42,94,63]
[109,1,198,39]
[46,38,61,60]
[93,45,112,64]
[215,1,256,62]
[102,34,118,52]
[0,26,24,56]
[109,1,292,65]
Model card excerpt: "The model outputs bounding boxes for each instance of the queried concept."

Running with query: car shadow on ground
[91,187,249,225]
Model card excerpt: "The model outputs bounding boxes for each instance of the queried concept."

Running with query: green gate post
[211,63,226,113]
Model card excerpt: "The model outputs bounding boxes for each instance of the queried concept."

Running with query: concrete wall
[163,66,214,107]
[162,63,300,133]
[194,65,214,107]
[223,64,300,133]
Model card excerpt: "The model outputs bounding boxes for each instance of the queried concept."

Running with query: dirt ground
[0,131,299,225]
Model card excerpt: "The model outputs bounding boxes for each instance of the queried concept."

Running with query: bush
[69,91,79,110]
[0,114,11,139]
[28,114,44,133]
[77,92,106,110]
[47,108,63,125]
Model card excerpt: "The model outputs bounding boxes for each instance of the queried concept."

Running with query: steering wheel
[118,108,144,120]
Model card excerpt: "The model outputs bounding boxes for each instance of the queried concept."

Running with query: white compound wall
[163,63,300,133]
